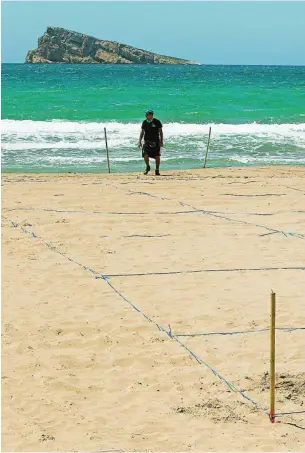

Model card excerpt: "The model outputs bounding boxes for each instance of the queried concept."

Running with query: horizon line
[2,62,305,67]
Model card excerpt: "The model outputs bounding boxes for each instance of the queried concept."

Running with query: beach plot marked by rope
[3,214,267,415]
[99,182,305,240]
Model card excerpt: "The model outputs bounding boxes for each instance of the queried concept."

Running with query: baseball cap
[145,109,154,115]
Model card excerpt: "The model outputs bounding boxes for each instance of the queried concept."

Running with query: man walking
[138,109,164,175]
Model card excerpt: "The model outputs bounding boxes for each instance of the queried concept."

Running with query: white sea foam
[2,120,305,168]
[2,119,305,139]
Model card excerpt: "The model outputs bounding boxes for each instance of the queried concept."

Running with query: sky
[1,1,305,65]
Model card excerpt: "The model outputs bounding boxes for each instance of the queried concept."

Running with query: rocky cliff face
[26,27,198,65]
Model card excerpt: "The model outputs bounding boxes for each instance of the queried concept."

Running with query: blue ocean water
[2,64,305,172]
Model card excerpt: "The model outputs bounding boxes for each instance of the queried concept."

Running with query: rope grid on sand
[2,178,305,423]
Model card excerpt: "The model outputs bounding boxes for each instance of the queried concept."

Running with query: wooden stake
[104,127,110,173]
[203,126,212,168]
[269,291,276,423]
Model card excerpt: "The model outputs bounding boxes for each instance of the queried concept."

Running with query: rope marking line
[96,266,305,279]
[6,206,300,218]
[172,327,305,337]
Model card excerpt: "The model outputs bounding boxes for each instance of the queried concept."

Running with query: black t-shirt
[142,118,162,143]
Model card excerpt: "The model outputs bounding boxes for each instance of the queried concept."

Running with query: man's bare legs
[143,154,160,176]
[143,153,150,174]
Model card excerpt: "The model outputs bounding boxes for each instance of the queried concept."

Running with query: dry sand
[2,166,305,452]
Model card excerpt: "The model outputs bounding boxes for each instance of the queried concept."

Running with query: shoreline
[2,164,305,175]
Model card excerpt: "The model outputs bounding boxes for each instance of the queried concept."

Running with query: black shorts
[142,142,161,159]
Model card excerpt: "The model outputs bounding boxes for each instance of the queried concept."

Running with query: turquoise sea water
[2,64,305,172]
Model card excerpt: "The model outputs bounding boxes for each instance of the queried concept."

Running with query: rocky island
[26,27,198,65]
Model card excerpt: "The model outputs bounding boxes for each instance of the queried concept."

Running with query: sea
[1,64,305,173]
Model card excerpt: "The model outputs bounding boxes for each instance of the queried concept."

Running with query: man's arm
[159,128,164,147]
[138,129,144,148]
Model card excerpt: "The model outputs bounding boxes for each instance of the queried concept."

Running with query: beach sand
[2,166,305,452]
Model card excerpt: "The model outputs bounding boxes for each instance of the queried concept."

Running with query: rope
[259,231,278,237]
[275,411,305,418]
[221,193,285,197]
[96,266,305,279]
[277,327,305,332]
[4,207,101,214]
[173,327,305,337]
[3,207,279,217]
[285,186,305,194]
[123,234,169,238]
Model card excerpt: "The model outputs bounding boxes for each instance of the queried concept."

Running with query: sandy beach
[2,166,305,452]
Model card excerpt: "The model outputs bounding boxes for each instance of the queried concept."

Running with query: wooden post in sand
[269,291,276,423]
[203,126,212,168]
[104,127,111,173]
